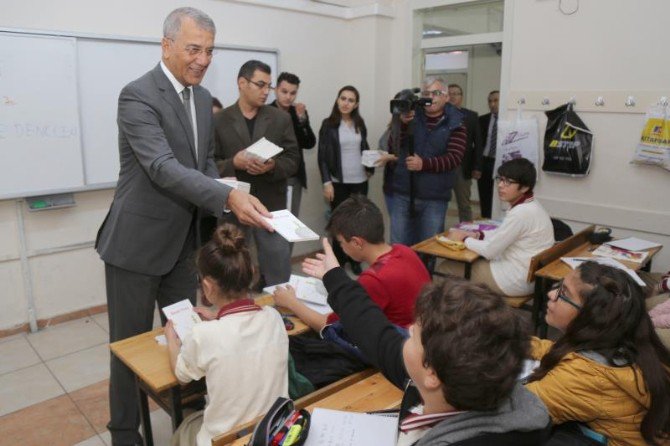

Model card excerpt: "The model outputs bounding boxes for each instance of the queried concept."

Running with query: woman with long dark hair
[526,262,670,445]
[317,85,372,273]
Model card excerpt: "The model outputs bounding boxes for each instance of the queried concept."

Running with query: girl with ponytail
[166,224,289,446]
[527,261,670,445]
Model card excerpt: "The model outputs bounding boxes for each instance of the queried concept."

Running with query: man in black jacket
[478,90,500,219]
[448,84,483,222]
[302,239,550,445]
[270,72,316,223]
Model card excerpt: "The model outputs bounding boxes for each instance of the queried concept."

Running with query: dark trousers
[477,156,496,219]
[331,181,368,266]
[106,228,197,445]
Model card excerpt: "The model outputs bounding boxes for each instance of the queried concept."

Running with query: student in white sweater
[165,224,288,446]
[439,158,554,296]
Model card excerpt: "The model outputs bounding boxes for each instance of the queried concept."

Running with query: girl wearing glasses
[165,224,288,446]
[441,157,554,297]
[318,85,372,274]
[526,262,670,445]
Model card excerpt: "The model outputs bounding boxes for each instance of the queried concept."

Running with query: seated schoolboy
[273,194,430,344]
[165,224,288,446]
[439,157,554,296]
[526,262,670,446]
[301,238,550,445]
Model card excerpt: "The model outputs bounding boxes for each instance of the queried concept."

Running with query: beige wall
[0,0,405,331]
[503,0,670,270]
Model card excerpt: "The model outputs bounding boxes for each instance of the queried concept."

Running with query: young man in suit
[448,84,483,222]
[214,60,300,288]
[478,90,500,219]
[270,72,316,222]
[95,8,271,446]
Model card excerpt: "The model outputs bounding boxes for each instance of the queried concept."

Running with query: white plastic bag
[631,104,670,172]
[494,108,540,174]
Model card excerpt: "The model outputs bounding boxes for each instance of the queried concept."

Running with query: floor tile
[91,312,109,333]
[0,335,41,375]
[0,394,96,446]
[99,430,112,446]
[46,344,110,393]
[150,407,175,446]
[27,317,108,361]
[70,380,110,434]
[0,363,64,416]
[73,433,107,446]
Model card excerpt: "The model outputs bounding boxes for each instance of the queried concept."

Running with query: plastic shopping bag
[494,110,540,174]
[631,104,670,172]
[542,103,593,176]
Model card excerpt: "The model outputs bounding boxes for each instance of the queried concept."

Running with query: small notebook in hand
[263,210,319,242]
[161,299,201,341]
[245,137,283,161]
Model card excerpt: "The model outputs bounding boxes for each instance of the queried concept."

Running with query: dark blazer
[317,119,372,184]
[96,64,230,276]
[459,107,483,178]
[479,112,494,158]
[269,100,316,189]
[213,102,299,211]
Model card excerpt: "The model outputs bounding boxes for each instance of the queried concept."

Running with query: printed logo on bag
[559,126,578,140]
[640,118,670,148]
[502,130,530,145]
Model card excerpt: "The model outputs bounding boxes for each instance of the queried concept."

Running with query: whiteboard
[0,33,84,198]
[0,29,278,198]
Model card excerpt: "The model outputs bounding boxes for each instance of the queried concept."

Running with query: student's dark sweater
[322,267,550,446]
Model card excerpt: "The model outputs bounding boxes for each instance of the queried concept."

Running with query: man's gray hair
[422,76,447,90]
[163,7,216,39]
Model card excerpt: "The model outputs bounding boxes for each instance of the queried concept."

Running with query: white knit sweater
[465,199,554,296]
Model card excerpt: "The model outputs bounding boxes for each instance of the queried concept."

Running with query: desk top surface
[412,232,480,263]
[109,294,309,393]
[228,372,403,446]
[535,242,662,281]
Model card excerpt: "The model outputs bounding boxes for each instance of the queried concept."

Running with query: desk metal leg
[136,378,154,446]
[464,263,472,280]
[170,386,183,431]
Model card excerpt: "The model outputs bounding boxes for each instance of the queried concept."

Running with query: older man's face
[422,81,449,115]
[162,17,214,86]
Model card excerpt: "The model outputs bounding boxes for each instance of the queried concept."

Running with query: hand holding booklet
[263,210,319,242]
[161,299,201,341]
[264,274,332,315]
[245,137,283,161]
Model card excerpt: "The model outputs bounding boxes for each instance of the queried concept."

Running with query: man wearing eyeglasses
[214,60,299,289]
[96,8,273,446]
[389,76,467,247]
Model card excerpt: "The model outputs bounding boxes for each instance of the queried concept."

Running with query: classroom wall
[0,0,403,331]
[504,0,670,271]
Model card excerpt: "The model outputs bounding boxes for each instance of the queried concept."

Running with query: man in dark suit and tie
[478,90,500,219]
[95,8,272,445]
[448,84,483,222]
[214,60,299,289]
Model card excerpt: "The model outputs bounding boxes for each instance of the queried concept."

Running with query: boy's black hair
[497,157,537,192]
[326,195,384,244]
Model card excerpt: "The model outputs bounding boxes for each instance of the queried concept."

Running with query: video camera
[389,88,432,114]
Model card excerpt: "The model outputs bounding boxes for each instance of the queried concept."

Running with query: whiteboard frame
[0,26,280,200]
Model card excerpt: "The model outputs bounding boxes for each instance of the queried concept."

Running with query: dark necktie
[489,114,498,158]
[181,88,196,160]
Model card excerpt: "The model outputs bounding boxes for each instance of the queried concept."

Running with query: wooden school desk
[227,372,403,446]
[109,295,309,446]
[533,240,662,337]
[412,232,480,279]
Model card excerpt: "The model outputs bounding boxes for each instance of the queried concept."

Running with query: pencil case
[435,235,466,251]
[250,397,310,446]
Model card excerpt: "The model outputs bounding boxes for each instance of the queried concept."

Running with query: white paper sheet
[361,150,385,168]
[560,257,645,286]
[245,137,283,161]
[264,275,333,313]
[161,299,201,341]
[304,408,398,446]
[216,177,251,194]
[605,237,661,251]
[263,209,320,242]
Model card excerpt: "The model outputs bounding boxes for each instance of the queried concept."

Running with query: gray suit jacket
[214,102,299,211]
[96,63,230,276]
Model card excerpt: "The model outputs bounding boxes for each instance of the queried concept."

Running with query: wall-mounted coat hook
[518,97,526,105]
[625,96,636,107]
[659,96,669,107]
[568,96,577,106]
[595,96,605,106]
[541,97,550,106]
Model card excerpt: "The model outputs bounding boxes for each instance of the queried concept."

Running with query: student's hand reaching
[164,320,181,348]
[273,285,298,310]
[302,238,341,279]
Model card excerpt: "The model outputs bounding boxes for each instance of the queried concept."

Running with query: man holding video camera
[388,77,466,246]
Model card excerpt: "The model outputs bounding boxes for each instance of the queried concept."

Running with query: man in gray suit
[214,60,299,288]
[95,8,271,445]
